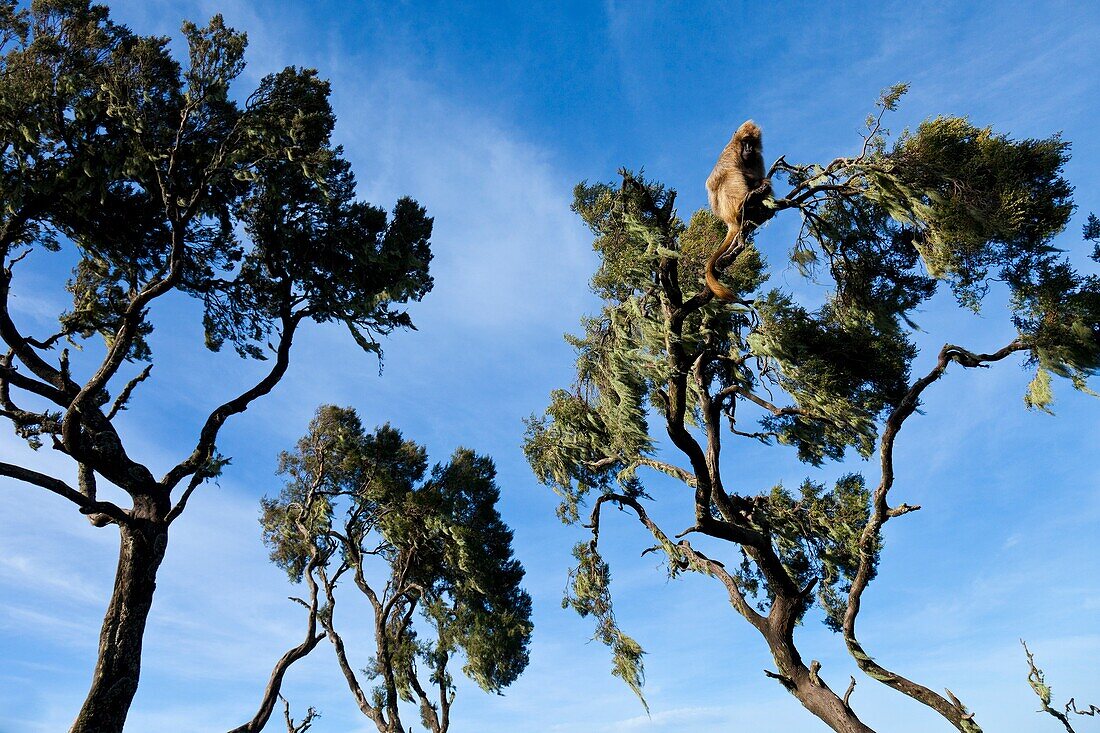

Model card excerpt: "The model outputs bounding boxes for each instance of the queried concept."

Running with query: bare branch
[678,538,765,631]
[165,473,203,525]
[1066,700,1100,717]
[228,558,324,733]
[842,339,1025,732]
[106,365,153,420]
[0,279,73,394]
[589,493,765,630]
[0,461,128,525]
[635,457,697,487]
[844,676,857,709]
[278,695,318,733]
[1022,640,1090,733]
[727,386,803,417]
[0,355,68,406]
[587,456,698,488]
[764,668,796,691]
[316,566,385,728]
[163,311,304,494]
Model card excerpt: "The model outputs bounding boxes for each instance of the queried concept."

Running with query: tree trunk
[764,604,877,733]
[69,518,168,733]
[788,670,875,733]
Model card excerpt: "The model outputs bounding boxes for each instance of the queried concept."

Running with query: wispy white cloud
[329,66,595,333]
[0,554,103,607]
[613,705,730,730]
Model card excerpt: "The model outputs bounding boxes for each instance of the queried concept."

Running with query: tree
[0,3,433,732]
[524,85,1100,733]
[247,405,532,733]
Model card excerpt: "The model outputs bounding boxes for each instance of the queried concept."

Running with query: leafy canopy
[262,406,533,698]
[0,0,433,367]
[525,87,1099,701]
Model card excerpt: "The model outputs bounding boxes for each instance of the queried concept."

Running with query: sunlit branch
[843,339,1025,732]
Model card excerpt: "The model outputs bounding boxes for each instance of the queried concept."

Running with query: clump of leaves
[753,475,875,630]
[564,541,647,710]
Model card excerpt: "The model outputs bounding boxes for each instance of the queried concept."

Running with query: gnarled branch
[842,340,1024,732]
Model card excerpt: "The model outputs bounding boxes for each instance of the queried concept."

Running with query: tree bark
[69,517,168,733]
[757,575,876,733]
[765,631,875,733]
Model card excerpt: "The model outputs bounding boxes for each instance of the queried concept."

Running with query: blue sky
[2,1,1099,731]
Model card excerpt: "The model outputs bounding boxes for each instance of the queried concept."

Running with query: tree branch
[60,224,188,454]
[694,346,732,513]
[0,271,73,395]
[843,340,1025,732]
[405,641,445,733]
[589,493,765,630]
[634,457,698,487]
[0,355,68,406]
[316,565,386,729]
[106,365,153,420]
[728,386,803,417]
[164,310,304,495]
[0,461,128,525]
[278,696,318,733]
[228,558,324,733]
[1022,640,1089,733]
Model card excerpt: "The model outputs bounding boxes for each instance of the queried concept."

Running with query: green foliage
[420,449,533,691]
[260,405,371,581]
[0,0,433,364]
[751,292,914,464]
[681,209,768,296]
[878,82,910,112]
[523,390,621,523]
[796,194,936,330]
[563,542,647,710]
[887,117,1073,302]
[261,405,533,700]
[62,256,154,360]
[573,172,681,299]
[1024,367,1054,414]
[751,475,875,630]
[1085,213,1100,262]
[524,92,1099,705]
[1011,256,1100,410]
[790,108,1097,410]
[527,173,750,520]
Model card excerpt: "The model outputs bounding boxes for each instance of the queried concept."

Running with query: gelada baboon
[705,120,770,301]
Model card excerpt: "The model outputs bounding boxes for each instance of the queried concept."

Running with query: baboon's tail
[705,225,739,302]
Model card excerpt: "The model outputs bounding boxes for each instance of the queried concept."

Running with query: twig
[106,364,152,420]
[844,676,857,708]
[1023,640,1092,733]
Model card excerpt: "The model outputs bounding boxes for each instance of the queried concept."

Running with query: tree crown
[525,87,1099,706]
[1,0,433,367]
[262,405,533,697]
